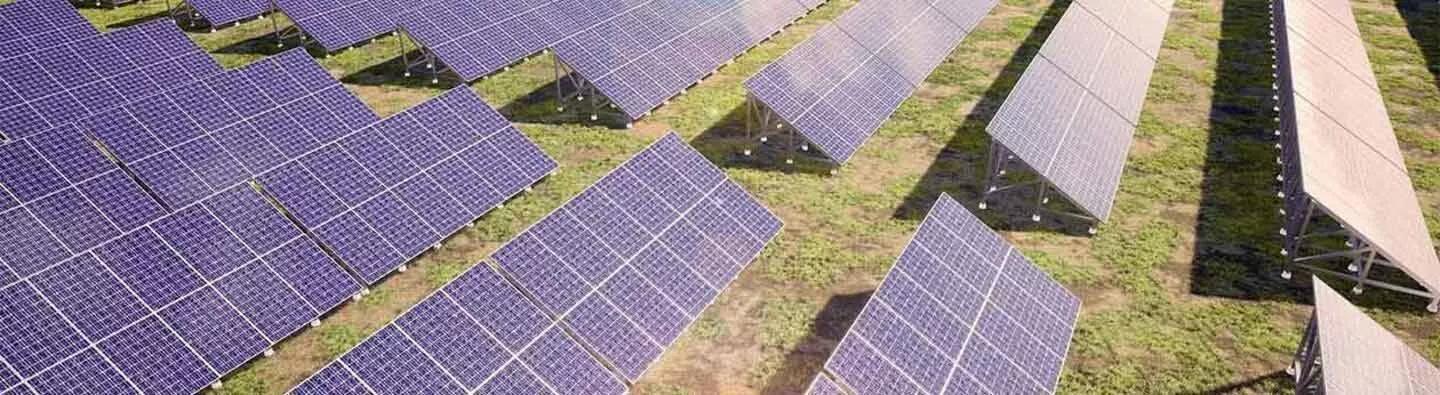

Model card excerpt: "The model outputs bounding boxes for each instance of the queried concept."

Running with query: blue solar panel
[205,184,301,254]
[395,296,509,390]
[340,326,466,395]
[0,19,217,141]
[214,260,320,340]
[27,349,136,395]
[441,268,550,352]
[553,0,811,120]
[397,0,561,81]
[78,171,164,232]
[291,363,370,395]
[315,212,405,284]
[0,208,70,279]
[818,193,1079,394]
[153,204,256,280]
[28,254,148,340]
[491,132,780,382]
[520,327,627,395]
[99,317,216,395]
[95,229,204,307]
[29,188,120,252]
[395,175,470,236]
[477,363,553,395]
[274,0,406,52]
[157,287,270,374]
[0,283,88,377]
[183,0,269,28]
[340,127,420,188]
[261,237,361,311]
[358,192,438,259]
[807,374,845,395]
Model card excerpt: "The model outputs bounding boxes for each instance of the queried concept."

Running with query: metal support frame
[978,142,1100,234]
[1279,197,1440,312]
[551,53,628,128]
[1289,315,1324,394]
[742,95,840,173]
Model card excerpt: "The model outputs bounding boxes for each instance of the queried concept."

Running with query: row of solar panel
[0,19,219,142]
[0,0,94,60]
[745,0,999,164]
[553,0,818,120]
[805,194,1078,394]
[295,132,783,393]
[983,0,1173,221]
[0,39,558,395]
[1274,0,1440,299]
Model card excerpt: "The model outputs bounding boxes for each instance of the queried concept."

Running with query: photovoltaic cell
[984,0,1171,221]
[555,0,813,120]
[291,364,370,395]
[1275,0,1440,296]
[342,326,466,395]
[817,193,1079,394]
[746,0,998,164]
[98,317,216,395]
[184,0,270,28]
[274,0,407,52]
[807,374,845,395]
[27,349,136,395]
[157,287,270,374]
[494,132,781,381]
[29,254,148,340]
[395,296,509,390]
[396,0,562,82]
[0,283,88,377]
[214,261,318,340]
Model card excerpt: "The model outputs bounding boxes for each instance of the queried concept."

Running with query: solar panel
[1274,0,1440,308]
[982,0,1171,222]
[745,0,999,165]
[555,0,814,120]
[1299,278,1440,393]
[273,0,409,52]
[0,19,219,142]
[816,193,1079,394]
[175,0,270,29]
[493,132,781,381]
[807,375,846,395]
[395,0,562,81]
[297,132,780,391]
[294,266,624,394]
[0,0,97,60]
[255,87,556,285]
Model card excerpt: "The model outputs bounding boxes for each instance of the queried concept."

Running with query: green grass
[64,0,1440,393]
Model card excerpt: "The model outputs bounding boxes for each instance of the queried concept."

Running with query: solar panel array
[396,0,563,81]
[1275,0,1440,294]
[295,132,783,393]
[257,87,558,284]
[1309,277,1440,394]
[0,20,226,288]
[180,0,270,28]
[984,0,1173,221]
[815,193,1079,394]
[745,0,998,164]
[553,0,817,120]
[0,49,372,395]
[0,19,220,141]
[0,0,96,60]
[274,0,410,52]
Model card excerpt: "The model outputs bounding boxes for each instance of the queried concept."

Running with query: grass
[61,0,1440,393]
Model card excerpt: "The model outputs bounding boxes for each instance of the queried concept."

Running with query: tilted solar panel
[1274,0,1440,307]
[0,187,361,395]
[555,0,814,120]
[745,0,999,165]
[395,0,565,81]
[180,0,270,28]
[0,0,96,60]
[273,0,410,52]
[817,193,1080,394]
[0,19,220,142]
[983,0,1171,221]
[1299,278,1440,393]
[257,87,556,285]
[296,132,782,392]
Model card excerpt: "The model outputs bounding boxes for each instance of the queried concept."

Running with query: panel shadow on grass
[689,103,838,176]
[1176,370,1292,395]
[758,291,871,395]
[1396,0,1440,90]
[339,51,463,90]
[891,0,1073,232]
[102,10,169,29]
[1188,0,1303,301]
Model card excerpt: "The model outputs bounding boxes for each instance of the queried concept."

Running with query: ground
[67,0,1440,393]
